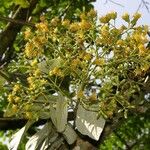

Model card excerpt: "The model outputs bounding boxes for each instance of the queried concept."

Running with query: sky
[93,0,150,26]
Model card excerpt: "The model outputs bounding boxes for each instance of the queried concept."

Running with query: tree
[0,0,150,150]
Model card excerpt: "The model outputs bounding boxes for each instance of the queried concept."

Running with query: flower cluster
[6,9,150,119]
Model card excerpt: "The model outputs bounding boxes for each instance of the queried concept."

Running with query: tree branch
[0,112,74,130]
[0,15,35,27]
[0,0,38,66]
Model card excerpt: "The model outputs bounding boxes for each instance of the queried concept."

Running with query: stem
[48,77,67,97]
[0,70,11,82]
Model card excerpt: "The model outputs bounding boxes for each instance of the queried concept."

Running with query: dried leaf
[26,122,57,150]
[50,93,68,132]
[9,121,34,150]
[75,104,105,140]
[63,124,77,144]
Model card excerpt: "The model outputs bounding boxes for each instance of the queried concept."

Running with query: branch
[0,0,38,66]
[0,70,10,81]
[59,0,74,18]
[0,15,35,27]
[98,101,149,145]
[137,0,150,12]
[0,112,74,130]
[104,0,124,7]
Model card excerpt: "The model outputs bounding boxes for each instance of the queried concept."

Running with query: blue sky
[93,0,150,25]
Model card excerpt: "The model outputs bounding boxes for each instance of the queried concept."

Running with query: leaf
[9,121,34,150]
[38,111,51,119]
[13,0,29,8]
[39,0,47,7]
[75,104,105,141]
[63,124,77,145]
[50,93,68,132]
[26,122,57,150]
[38,58,64,73]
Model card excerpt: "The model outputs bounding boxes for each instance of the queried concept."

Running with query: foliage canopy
[0,0,150,149]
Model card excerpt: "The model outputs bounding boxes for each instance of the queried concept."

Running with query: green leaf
[13,0,29,8]
[39,0,47,7]
[38,58,64,73]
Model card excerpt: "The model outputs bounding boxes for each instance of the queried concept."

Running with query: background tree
[0,0,150,150]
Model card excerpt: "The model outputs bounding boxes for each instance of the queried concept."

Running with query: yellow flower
[133,12,141,21]
[119,25,127,32]
[89,89,97,102]
[87,9,97,18]
[96,37,103,45]
[50,17,59,26]
[25,112,32,119]
[70,23,79,32]
[133,33,148,43]
[14,96,21,103]
[49,67,64,77]
[80,13,86,20]
[24,28,31,40]
[27,77,34,84]
[40,15,45,22]
[83,53,92,61]
[31,59,38,67]
[138,44,146,55]
[35,22,49,32]
[134,68,142,76]
[143,25,149,33]
[34,69,41,77]
[71,59,80,68]
[125,47,130,54]
[109,12,117,20]
[32,37,42,48]
[77,90,84,99]
[141,63,149,72]
[62,19,70,27]
[25,42,37,58]
[40,79,47,85]
[131,12,142,25]
[101,30,109,37]
[122,13,130,22]
[32,36,47,48]
[99,16,110,23]
[99,12,116,23]
[52,67,60,74]
[80,20,91,30]
[24,104,31,111]
[8,94,14,103]
[117,39,124,46]
[13,84,20,92]
[94,58,105,66]
[76,31,84,40]
[12,104,18,113]
[29,84,36,90]
[101,25,109,35]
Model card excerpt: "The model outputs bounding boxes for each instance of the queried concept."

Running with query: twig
[0,70,11,81]
[142,0,150,12]
[59,0,74,18]
[104,0,124,7]
[136,0,143,12]
[137,0,150,13]
[0,15,35,27]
